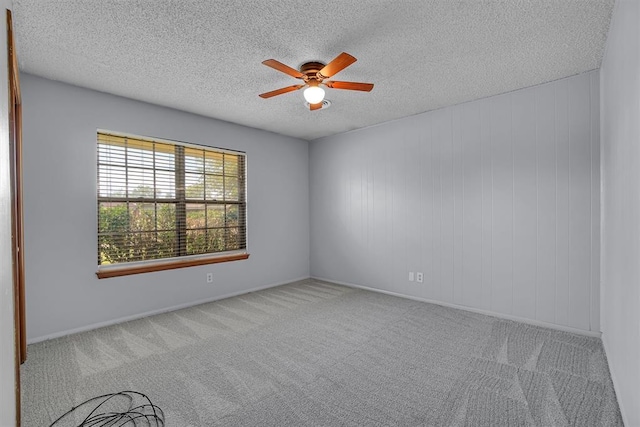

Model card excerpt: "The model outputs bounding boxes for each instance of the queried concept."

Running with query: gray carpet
[21,280,623,426]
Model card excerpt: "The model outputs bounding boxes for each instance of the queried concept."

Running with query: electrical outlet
[206,273,213,283]
[409,272,415,282]
[416,272,424,283]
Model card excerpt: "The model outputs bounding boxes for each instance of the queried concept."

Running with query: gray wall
[22,74,310,342]
[310,71,600,333]
[0,1,15,424]
[600,0,640,425]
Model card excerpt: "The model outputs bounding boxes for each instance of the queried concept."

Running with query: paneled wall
[310,71,600,332]
[600,0,640,424]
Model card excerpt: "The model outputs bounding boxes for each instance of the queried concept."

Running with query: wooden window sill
[96,252,249,279]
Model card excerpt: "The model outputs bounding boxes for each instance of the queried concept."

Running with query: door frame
[7,8,25,426]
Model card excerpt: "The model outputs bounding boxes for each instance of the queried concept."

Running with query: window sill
[96,252,250,279]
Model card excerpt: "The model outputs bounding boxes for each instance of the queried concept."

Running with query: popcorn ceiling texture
[13,0,614,140]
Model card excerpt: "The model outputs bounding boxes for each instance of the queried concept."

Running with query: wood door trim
[8,8,25,426]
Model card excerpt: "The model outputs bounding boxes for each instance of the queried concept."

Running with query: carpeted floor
[21,280,623,426]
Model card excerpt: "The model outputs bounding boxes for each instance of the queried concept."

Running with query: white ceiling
[13,0,614,141]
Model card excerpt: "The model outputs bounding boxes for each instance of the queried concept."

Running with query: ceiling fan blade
[259,84,304,99]
[318,52,357,79]
[325,81,374,92]
[310,102,323,111]
[262,59,305,79]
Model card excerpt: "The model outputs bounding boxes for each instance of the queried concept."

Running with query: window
[97,131,247,278]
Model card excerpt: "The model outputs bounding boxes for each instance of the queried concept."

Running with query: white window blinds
[97,132,246,266]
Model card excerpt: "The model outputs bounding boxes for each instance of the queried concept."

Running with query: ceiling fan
[259,52,374,111]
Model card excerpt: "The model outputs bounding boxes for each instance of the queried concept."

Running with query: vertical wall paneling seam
[440,116,443,300]
[462,107,465,304]
[490,102,494,311]
[481,107,484,306]
[566,80,571,327]
[405,128,409,290]
[357,145,360,255]
[599,68,605,335]
[350,147,353,274]
[554,82,558,324]
[389,142,393,287]
[511,94,515,314]
[371,143,375,285]
[535,90,539,321]
[440,117,444,300]
[390,142,394,288]
[431,119,434,294]
[420,122,424,294]
[588,73,593,331]
[368,142,371,249]
[596,70,601,331]
[360,145,363,251]
[589,76,593,331]
[364,141,367,250]
[363,142,366,252]
[385,147,389,287]
[366,143,369,249]
[596,72,601,332]
[425,121,429,292]
[402,130,406,289]
[370,140,374,272]
[345,148,347,272]
[597,71,604,333]
[347,149,350,278]
[452,109,456,302]
[489,101,494,310]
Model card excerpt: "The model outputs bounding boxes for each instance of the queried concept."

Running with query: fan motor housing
[300,61,326,79]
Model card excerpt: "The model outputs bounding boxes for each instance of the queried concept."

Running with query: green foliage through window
[97,132,246,265]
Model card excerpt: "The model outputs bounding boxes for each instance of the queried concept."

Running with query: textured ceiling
[13,0,614,141]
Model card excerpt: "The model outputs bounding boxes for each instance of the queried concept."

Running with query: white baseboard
[312,276,602,338]
[28,276,312,344]
[31,275,601,343]
[601,335,630,427]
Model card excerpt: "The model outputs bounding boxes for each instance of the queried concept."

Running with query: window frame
[96,130,249,279]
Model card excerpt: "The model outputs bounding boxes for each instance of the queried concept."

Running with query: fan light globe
[303,86,325,104]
